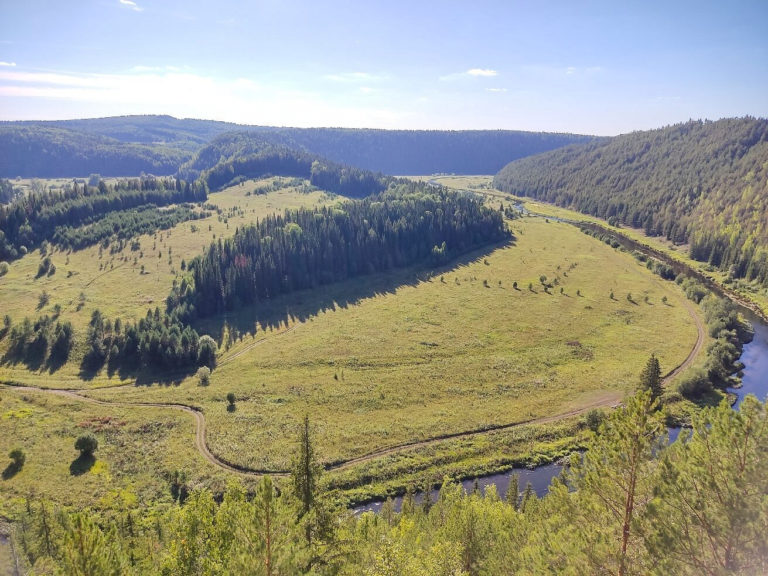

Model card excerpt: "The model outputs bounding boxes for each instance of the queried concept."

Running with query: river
[353,310,768,514]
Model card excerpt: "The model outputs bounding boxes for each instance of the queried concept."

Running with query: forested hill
[494,117,768,285]
[179,131,389,198]
[0,115,595,177]
[47,115,243,150]
[0,125,190,178]
[242,126,596,175]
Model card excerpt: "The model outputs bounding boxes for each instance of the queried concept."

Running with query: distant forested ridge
[181,126,597,177]
[237,126,598,175]
[0,115,595,177]
[170,182,509,319]
[494,118,768,284]
[0,176,206,260]
[43,115,243,151]
[187,132,389,197]
[0,125,190,177]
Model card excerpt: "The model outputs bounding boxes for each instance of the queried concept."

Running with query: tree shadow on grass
[77,354,195,387]
[194,240,514,346]
[2,462,22,480]
[69,454,95,476]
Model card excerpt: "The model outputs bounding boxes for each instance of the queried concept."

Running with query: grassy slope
[0,178,703,509]
[93,217,697,472]
[503,191,768,317]
[0,387,221,518]
[0,179,332,388]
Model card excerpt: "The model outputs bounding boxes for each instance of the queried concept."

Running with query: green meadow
[1,179,703,508]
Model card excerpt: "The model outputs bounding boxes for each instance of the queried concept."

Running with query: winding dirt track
[1,256,707,478]
[2,382,626,477]
[662,297,705,383]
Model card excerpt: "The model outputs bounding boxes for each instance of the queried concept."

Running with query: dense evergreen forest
[190,133,389,197]
[0,125,189,177]
[0,176,206,260]
[43,115,242,151]
[172,183,508,319]
[11,393,767,575]
[0,115,594,177]
[205,126,597,175]
[494,117,768,285]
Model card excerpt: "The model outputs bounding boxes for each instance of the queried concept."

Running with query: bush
[197,366,211,386]
[75,433,98,457]
[226,392,236,405]
[0,261,8,276]
[197,335,218,369]
[585,409,605,432]
[9,448,25,468]
[678,368,713,399]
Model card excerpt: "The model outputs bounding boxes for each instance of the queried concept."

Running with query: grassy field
[0,179,705,510]
[0,385,223,518]
[435,174,768,317]
[0,178,332,388]
[90,217,698,471]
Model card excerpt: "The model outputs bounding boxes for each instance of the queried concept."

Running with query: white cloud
[119,0,143,12]
[0,68,407,128]
[486,88,507,93]
[440,68,499,81]
[466,68,498,77]
[0,61,16,67]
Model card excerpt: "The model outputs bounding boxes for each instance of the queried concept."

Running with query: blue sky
[0,0,766,134]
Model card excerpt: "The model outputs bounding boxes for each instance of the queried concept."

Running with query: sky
[0,0,766,135]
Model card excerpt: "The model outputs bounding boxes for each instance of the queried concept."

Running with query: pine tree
[520,482,536,513]
[645,396,768,574]
[639,354,663,400]
[292,415,320,521]
[507,474,520,510]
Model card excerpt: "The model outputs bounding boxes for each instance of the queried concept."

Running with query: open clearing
[0,178,332,388]
[87,218,698,472]
[0,181,703,507]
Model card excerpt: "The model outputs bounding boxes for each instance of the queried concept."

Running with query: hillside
[0,116,596,178]
[0,125,190,178]
[494,117,768,285]
[48,115,243,150]
[243,126,597,175]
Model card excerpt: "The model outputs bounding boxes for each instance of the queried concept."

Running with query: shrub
[197,366,211,386]
[585,409,605,432]
[197,335,218,369]
[75,433,98,457]
[226,392,236,405]
[0,261,8,276]
[677,368,713,399]
[9,448,25,468]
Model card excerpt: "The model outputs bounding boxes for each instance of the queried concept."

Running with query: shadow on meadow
[193,240,513,348]
[69,453,96,476]
[2,461,22,481]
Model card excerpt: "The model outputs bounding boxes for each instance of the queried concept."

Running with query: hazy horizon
[5,112,768,139]
[1,1,767,136]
